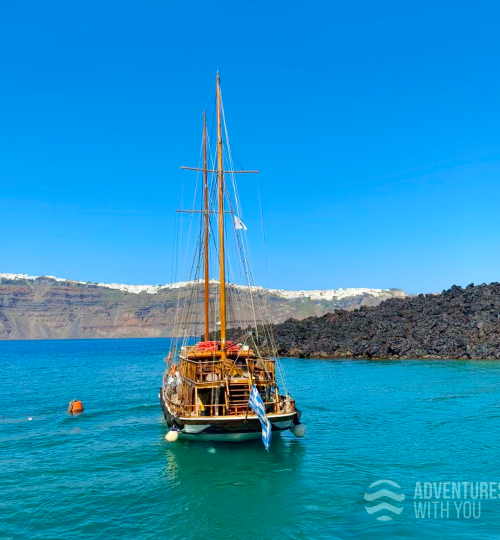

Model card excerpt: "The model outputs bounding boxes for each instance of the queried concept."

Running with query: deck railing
[170,401,281,417]
[179,359,223,383]
[164,394,285,418]
[179,357,276,384]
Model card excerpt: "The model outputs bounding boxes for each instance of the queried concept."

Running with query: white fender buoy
[165,430,179,442]
[291,424,306,438]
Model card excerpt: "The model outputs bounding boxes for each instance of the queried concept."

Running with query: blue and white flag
[248,384,272,451]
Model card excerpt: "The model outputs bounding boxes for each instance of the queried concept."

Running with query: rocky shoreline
[242,283,500,360]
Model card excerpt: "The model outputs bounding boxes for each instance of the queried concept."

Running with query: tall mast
[216,72,227,359]
[179,74,258,348]
[203,111,210,341]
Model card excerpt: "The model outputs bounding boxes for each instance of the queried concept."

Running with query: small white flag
[234,216,247,231]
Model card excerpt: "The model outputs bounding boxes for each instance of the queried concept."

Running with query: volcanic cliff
[0,273,405,340]
[266,283,500,359]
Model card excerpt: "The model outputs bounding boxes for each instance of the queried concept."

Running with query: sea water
[2,338,500,539]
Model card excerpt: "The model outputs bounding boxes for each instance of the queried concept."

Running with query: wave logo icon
[364,479,405,521]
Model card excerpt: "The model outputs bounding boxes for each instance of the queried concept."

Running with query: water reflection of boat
[159,73,305,445]
[160,435,308,537]
[162,434,307,484]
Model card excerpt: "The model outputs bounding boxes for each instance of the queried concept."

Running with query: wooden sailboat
[159,73,305,444]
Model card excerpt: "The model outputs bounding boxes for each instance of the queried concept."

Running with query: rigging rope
[166,85,289,396]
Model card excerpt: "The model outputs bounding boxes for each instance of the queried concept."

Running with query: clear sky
[1,1,499,294]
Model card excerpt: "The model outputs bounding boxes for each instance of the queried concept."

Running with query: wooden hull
[159,389,297,442]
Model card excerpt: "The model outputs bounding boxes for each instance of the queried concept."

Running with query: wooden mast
[216,72,227,360]
[179,73,259,352]
[203,111,210,341]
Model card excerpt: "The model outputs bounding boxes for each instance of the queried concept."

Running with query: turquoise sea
[2,339,500,539]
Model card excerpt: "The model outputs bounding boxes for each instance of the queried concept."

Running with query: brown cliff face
[0,278,176,340]
[0,277,404,340]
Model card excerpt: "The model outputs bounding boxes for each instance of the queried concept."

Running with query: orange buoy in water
[68,399,84,414]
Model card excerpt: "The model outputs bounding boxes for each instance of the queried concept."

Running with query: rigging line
[206,208,222,328]
[256,177,281,353]
[181,224,203,317]
[206,144,225,325]
[202,82,216,120]
[178,129,204,282]
[221,175,254,329]
[224,187,252,299]
[175,139,202,280]
[169,213,184,357]
[220,95,262,338]
[224,199,258,308]
[251,184,285,383]
[172,129,206,346]
[166,215,178,359]
[169,215,180,340]
[181,194,205,330]
[170,205,178,285]
[171,203,187,356]
[220,91,286,390]
[220,99,247,267]
[224,109,276,352]
[257,178,271,291]
[225,240,247,330]
[225,219,250,333]
[229,221,261,339]
[220,98,260,175]
[185,241,205,339]
[220,94,243,219]
[229,200,263,335]
[191,165,208,336]
[179,82,216,170]
[223,181,261,334]
[221,99,254,284]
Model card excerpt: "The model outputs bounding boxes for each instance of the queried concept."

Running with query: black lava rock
[239,283,500,359]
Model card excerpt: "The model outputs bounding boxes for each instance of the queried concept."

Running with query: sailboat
[159,73,305,445]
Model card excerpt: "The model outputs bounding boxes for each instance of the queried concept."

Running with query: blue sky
[1,1,499,294]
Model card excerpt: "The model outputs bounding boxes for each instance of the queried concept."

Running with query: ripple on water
[2,341,500,539]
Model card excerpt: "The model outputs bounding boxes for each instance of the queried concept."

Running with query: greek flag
[248,384,272,451]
